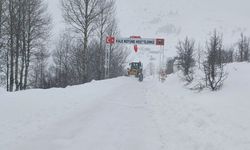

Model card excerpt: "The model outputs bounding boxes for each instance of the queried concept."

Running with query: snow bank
[0,88,5,94]
[147,62,250,149]
[0,77,129,149]
[1,63,250,150]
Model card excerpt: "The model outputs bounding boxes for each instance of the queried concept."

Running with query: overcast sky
[45,0,64,46]
[46,0,250,57]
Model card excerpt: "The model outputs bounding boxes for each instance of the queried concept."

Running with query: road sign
[105,36,166,80]
[134,45,138,53]
[106,36,115,44]
[116,38,155,45]
[156,39,165,46]
[106,36,165,46]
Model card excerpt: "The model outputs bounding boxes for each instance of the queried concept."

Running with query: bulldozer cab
[129,62,142,70]
[127,62,143,77]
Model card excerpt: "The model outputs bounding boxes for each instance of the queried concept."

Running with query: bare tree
[221,48,234,63]
[0,0,6,46]
[176,37,195,82]
[237,33,250,62]
[203,30,228,91]
[0,0,51,91]
[6,0,17,91]
[30,45,50,89]
[61,0,102,82]
[52,32,75,87]
[107,21,128,78]
[0,0,7,87]
[23,0,51,90]
[95,0,115,80]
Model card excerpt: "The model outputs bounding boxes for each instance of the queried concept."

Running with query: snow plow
[127,62,144,82]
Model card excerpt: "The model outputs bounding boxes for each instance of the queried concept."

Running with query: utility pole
[104,44,111,79]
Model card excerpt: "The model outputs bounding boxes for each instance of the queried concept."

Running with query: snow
[0,88,5,93]
[146,62,250,149]
[1,62,250,149]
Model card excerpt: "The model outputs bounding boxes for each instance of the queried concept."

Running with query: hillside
[1,62,250,150]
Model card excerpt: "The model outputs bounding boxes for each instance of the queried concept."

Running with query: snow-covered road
[1,63,250,150]
[15,78,163,150]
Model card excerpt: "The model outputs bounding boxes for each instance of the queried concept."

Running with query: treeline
[44,0,128,88]
[0,0,128,91]
[167,30,250,91]
[0,0,50,91]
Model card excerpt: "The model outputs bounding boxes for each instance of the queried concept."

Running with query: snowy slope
[1,62,250,150]
[147,62,250,149]
[0,78,129,149]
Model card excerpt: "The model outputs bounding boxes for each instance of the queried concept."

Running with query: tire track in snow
[11,78,164,150]
[143,81,168,149]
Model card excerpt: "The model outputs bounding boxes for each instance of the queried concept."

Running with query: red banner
[156,39,165,46]
[106,36,115,44]
[134,45,138,53]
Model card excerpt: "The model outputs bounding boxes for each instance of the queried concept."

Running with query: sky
[45,0,64,47]
[46,0,250,60]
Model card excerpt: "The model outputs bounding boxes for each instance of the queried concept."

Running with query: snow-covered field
[1,62,250,150]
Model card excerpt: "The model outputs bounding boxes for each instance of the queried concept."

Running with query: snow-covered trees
[60,0,124,81]
[30,45,50,89]
[61,0,102,82]
[0,0,7,86]
[0,0,51,91]
[94,0,115,80]
[1,0,126,90]
[176,37,195,82]
[203,31,228,91]
[173,31,230,91]
[47,0,128,88]
[221,48,234,64]
[49,23,128,88]
[0,0,6,48]
[237,33,250,62]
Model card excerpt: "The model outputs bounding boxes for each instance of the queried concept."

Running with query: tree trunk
[83,28,88,82]
[19,0,26,90]
[9,0,15,92]
[6,50,9,91]
[15,0,22,91]
[24,38,30,90]
[19,22,26,90]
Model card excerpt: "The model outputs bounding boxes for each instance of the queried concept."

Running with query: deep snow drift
[0,62,250,150]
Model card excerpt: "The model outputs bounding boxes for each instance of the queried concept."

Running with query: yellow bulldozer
[127,62,143,81]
